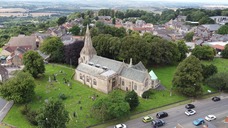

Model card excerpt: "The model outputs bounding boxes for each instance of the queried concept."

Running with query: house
[6,35,38,50]
[0,66,9,82]
[75,26,159,97]
[202,24,221,33]
[210,16,228,25]
[0,34,37,65]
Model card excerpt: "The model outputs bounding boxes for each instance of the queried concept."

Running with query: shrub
[26,110,38,126]
[59,93,67,100]
[142,89,153,99]
[20,105,30,115]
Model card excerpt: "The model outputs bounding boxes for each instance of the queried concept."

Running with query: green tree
[172,55,203,97]
[199,16,215,24]
[192,45,215,60]
[221,44,228,58]
[112,18,116,25]
[36,98,69,128]
[184,32,194,42]
[57,16,67,26]
[217,25,228,35]
[107,90,130,119]
[91,90,130,121]
[23,51,45,78]
[125,90,139,110]
[0,71,36,104]
[176,40,188,61]
[91,97,111,121]
[40,37,64,63]
[201,64,218,80]
[69,25,80,35]
[119,36,151,65]
[206,72,228,91]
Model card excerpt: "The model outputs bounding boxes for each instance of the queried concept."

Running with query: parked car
[114,124,127,128]
[205,115,216,121]
[185,104,195,109]
[193,118,205,126]
[152,119,165,127]
[212,96,221,102]
[185,109,196,116]
[156,112,168,119]
[142,116,153,123]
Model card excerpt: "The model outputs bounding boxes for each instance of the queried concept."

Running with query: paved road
[109,93,228,128]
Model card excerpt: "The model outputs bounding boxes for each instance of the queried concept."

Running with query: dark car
[152,119,165,127]
[185,104,195,109]
[156,112,168,119]
[212,96,221,102]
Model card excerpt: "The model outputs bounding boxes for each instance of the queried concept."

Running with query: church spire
[78,25,97,64]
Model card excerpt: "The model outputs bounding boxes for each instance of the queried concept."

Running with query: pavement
[0,98,14,122]
[109,93,228,128]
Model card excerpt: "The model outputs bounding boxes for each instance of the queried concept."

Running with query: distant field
[0,8,27,13]
[0,13,57,17]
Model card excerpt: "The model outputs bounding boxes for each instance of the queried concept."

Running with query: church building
[74,25,159,96]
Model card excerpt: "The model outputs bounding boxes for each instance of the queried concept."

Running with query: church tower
[78,25,97,64]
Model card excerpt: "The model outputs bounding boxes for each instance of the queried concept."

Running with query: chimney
[129,58,132,67]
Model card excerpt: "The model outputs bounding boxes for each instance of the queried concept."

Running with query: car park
[142,116,153,123]
[152,119,165,127]
[114,124,127,128]
[212,96,221,101]
[156,112,168,119]
[185,104,195,109]
[193,118,205,126]
[185,109,196,116]
[205,115,216,121]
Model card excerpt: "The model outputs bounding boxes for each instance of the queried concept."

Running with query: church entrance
[126,87,128,91]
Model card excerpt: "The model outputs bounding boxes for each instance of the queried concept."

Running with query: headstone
[49,76,51,83]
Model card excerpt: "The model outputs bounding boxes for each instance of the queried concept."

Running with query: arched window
[86,76,90,82]
[122,80,125,86]
[145,78,148,87]
[93,79,97,85]
[80,73,82,79]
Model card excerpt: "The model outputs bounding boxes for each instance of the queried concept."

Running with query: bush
[20,105,30,115]
[59,93,67,100]
[26,110,38,126]
[142,89,153,99]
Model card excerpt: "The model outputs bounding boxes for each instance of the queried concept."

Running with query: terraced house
[75,26,159,96]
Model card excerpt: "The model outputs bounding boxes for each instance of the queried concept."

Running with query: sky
[2,0,228,4]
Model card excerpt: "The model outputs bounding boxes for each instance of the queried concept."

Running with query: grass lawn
[3,64,106,128]
[3,58,227,128]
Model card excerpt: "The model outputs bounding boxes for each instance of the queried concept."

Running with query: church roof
[89,55,124,73]
[120,66,147,83]
[77,63,104,76]
[131,61,147,71]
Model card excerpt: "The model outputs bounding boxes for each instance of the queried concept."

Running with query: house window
[86,76,90,82]
[80,74,82,79]
[122,80,125,86]
[134,84,137,90]
[93,79,97,85]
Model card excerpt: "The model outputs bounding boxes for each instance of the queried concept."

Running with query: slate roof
[132,61,147,71]
[7,35,37,50]
[77,63,104,76]
[120,66,147,83]
[202,24,221,32]
[89,55,124,73]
